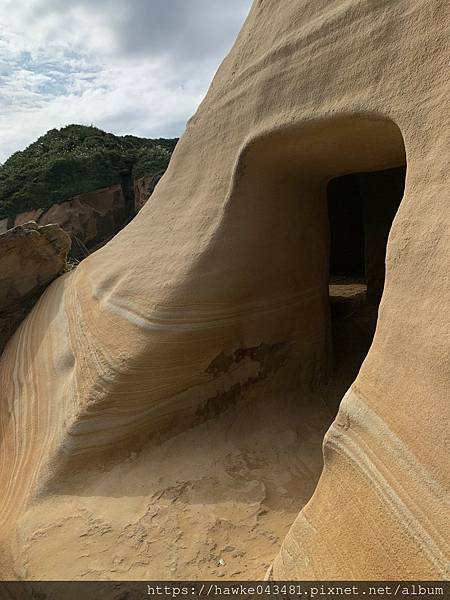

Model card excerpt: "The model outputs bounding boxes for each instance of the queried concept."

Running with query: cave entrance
[324,166,406,413]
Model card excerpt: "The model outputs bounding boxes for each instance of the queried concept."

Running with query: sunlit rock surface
[0,0,448,580]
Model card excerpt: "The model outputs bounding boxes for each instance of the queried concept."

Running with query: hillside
[0,125,177,219]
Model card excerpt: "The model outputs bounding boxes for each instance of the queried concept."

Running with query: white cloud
[0,0,252,162]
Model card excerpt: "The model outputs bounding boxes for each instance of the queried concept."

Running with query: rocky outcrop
[14,209,44,227]
[0,0,449,581]
[0,125,177,247]
[0,218,12,234]
[0,222,70,354]
[9,179,160,256]
[13,185,127,258]
[134,176,151,212]
[134,174,162,212]
[40,184,127,255]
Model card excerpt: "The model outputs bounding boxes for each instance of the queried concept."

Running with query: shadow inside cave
[320,166,405,416]
[50,167,407,503]
[18,164,408,581]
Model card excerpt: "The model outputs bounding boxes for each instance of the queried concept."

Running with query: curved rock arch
[1,0,448,581]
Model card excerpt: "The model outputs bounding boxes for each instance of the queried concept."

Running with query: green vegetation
[0,124,177,219]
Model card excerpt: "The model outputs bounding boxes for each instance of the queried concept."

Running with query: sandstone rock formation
[1,125,177,256]
[13,185,127,258]
[134,175,160,212]
[0,222,70,354]
[0,0,449,581]
[14,209,44,227]
[9,179,160,257]
[0,218,12,234]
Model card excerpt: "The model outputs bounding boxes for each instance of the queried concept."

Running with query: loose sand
[14,288,375,580]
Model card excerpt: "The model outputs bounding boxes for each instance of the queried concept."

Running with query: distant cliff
[0,125,177,255]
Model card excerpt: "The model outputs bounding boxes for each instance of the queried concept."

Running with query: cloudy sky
[0,0,252,163]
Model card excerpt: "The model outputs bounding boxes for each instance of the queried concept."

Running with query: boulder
[0,222,70,354]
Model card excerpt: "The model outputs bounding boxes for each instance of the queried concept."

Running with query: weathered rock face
[134,175,155,212]
[13,185,127,258]
[14,209,44,227]
[0,222,70,354]
[0,218,12,234]
[0,0,449,581]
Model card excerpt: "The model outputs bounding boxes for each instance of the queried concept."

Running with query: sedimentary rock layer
[0,0,449,580]
[134,175,159,212]
[14,185,127,256]
[0,222,70,353]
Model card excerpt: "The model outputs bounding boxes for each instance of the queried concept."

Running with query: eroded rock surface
[134,175,155,212]
[13,185,127,258]
[0,218,12,234]
[0,222,70,353]
[14,209,44,227]
[0,0,448,581]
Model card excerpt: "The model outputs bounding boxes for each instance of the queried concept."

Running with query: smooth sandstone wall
[0,0,448,579]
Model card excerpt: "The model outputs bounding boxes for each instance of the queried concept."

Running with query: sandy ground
[14,286,376,581]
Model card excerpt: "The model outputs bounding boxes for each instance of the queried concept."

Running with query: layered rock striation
[0,0,448,580]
